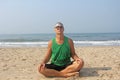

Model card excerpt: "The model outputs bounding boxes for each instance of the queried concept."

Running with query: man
[38,22,84,77]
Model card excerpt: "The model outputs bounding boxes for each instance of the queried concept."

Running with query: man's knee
[79,59,84,66]
[38,66,42,73]
[38,66,44,74]
[74,59,84,70]
[38,67,49,77]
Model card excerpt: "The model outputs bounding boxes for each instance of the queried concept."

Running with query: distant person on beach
[38,22,84,77]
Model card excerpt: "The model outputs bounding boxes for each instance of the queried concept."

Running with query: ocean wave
[0,40,120,47]
[0,42,48,47]
[73,40,120,46]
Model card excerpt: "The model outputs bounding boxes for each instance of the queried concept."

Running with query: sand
[0,46,120,80]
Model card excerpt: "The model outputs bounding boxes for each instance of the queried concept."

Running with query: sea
[0,33,120,47]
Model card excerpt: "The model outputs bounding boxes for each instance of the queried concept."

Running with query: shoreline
[0,46,120,80]
[0,45,120,48]
[0,40,120,47]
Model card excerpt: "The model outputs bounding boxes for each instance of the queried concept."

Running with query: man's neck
[56,34,64,41]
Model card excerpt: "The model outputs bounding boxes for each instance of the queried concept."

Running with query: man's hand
[76,58,82,64]
[39,63,45,71]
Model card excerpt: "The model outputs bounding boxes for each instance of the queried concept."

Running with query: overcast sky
[0,0,120,34]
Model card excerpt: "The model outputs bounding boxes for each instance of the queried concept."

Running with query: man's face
[54,26,64,34]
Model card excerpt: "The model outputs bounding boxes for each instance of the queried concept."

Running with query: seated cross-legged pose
[38,22,84,77]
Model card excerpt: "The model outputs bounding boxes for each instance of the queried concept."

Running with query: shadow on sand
[79,67,112,77]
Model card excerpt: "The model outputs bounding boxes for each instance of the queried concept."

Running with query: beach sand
[0,46,120,80]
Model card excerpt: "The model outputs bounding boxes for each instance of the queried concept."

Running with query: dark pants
[45,62,73,71]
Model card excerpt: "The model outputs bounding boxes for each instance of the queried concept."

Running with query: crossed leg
[61,59,84,73]
[38,59,84,77]
[39,68,78,77]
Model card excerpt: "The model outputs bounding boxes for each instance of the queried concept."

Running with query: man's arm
[39,40,52,70]
[41,40,52,63]
[68,38,80,61]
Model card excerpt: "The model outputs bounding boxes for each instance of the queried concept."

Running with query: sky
[0,0,120,34]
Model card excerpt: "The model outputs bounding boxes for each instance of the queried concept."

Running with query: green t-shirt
[51,36,71,66]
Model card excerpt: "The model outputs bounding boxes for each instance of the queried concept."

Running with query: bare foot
[64,72,79,78]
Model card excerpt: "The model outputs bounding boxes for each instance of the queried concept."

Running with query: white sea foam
[0,42,48,47]
[73,40,120,46]
[0,40,120,47]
